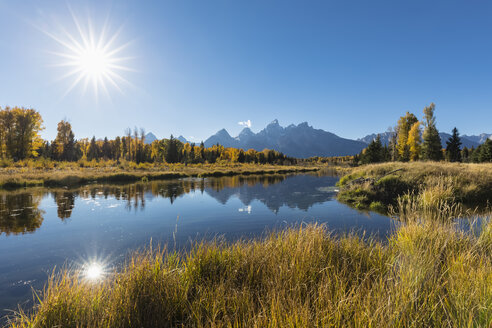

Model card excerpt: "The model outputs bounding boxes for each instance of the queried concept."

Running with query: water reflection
[0,193,44,235]
[205,174,339,213]
[0,174,338,235]
[53,192,75,220]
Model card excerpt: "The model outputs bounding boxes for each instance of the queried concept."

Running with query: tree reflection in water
[53,192,76,220]
[0,173,338,235]
[0,193,44,235]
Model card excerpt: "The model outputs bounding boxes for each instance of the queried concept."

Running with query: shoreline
[336,162,492,213]
[9,221,491,327]
[0,164,321,190]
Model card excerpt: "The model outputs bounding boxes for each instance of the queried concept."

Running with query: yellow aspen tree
[407,121,422,161]
[396,112,419,161]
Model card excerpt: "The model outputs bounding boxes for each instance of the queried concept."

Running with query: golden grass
[0,161,320,190]
[6,217,491,328]
[337,162,492,212]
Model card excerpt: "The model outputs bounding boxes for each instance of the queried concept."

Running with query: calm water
[0,173,393,319]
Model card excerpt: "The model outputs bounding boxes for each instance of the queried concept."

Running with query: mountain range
[145,121,491,158]
[202,120,367,158]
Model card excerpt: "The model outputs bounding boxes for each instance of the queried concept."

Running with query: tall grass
[7,218,491,327]
[338,162,492,212]
[0,162,319,190]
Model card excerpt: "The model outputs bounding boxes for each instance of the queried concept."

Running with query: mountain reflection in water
[0,174,339,235]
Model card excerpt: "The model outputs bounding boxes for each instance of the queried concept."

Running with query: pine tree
[445,127,462,162]
[200,141,205,162]
[165,135,179,163]
[87,136,99,161]
[361,134,383,164]
[421,103,442,161]
[102,137,112,159]
[113,136,121,160]
[461,147,469,162]
[478,139,492,162]
[65,130,77,161]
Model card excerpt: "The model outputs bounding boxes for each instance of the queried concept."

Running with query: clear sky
[0,0,491,141]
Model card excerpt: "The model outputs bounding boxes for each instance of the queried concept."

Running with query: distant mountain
[204,119,367,158]
[357,132,394,146]
[462,133,492,145]
[177,135,189,144]
[205,129,237,148]
[358,131,485,149]
[144,132,157,144]
[143,133,190,145]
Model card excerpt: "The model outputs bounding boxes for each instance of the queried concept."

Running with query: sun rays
[41,8,135,100]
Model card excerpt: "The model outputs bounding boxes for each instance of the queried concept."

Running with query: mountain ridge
[203,119,367,158]
[145,123,491,157]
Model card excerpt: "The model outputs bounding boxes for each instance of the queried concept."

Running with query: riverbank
[337,162,492,212]
[0,162,320,190]
[8,217,491,327]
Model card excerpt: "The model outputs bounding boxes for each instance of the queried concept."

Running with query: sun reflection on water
[81,261,107,282]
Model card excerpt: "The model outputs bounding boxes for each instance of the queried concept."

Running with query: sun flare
[43,10,134,99]
[83,262,105,281]
[77,47,111,79]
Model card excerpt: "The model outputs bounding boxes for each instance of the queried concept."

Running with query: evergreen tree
[102,137,112,159]
[470,146,481,163]
[461,147,469,163]
[54,120,78,161]
[189,143,195,163]
[360,134,383,164]
[113,136,121,160]
[200,141,205,161]
[87,136,99,161]
[445,127,462,162]
[238,149,246,163]
[65,131,77,161]
[478,139,492,162]
[165,135,179,163]
[421,103,443,161]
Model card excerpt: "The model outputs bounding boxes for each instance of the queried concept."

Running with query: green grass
[7,217,491,328]
[0,162,319,190]
[337,162,492,212]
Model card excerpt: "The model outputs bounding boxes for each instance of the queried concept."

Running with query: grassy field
[7,217,491,328]
[337,162,492,213]
[0,160,320,190]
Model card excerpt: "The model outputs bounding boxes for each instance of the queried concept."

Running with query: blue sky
[0,0,491,141]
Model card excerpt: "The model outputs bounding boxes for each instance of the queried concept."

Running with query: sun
[77,47,111,80]
[42,9,134,99]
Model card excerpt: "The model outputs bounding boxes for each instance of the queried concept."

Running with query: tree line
[0,106,298,165]
[357,103,492,164]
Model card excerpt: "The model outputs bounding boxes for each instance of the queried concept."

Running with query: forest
[1,104,490,169]
[356,103,492,164]
[0,106,297,166]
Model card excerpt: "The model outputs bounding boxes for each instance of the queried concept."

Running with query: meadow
[0,159,319,190]
[337,162,492,213]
